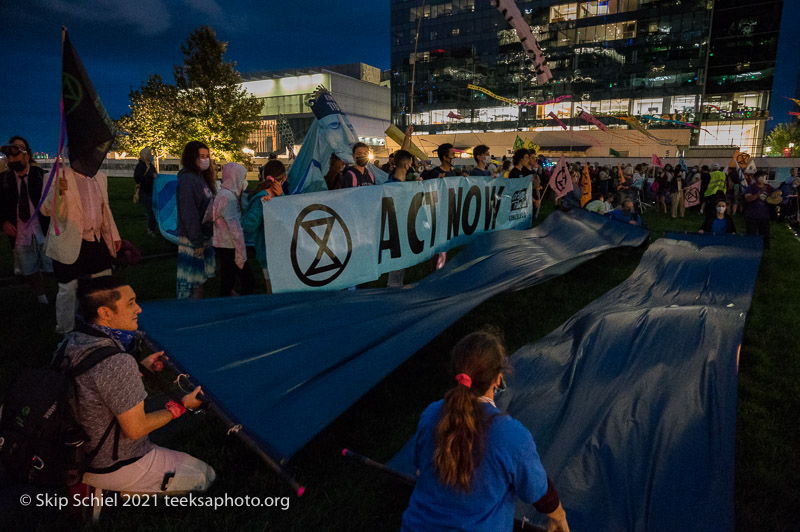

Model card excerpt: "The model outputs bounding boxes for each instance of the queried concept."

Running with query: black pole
[141,334,306,497]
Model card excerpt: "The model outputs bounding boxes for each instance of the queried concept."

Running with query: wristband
[165,400,186,419]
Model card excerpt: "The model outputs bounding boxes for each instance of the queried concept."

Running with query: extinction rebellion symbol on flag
[291,204,352,287]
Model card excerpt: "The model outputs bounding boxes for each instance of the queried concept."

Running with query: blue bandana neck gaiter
[90,323,138,351]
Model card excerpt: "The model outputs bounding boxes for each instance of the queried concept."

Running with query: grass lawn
[1,178,798,531]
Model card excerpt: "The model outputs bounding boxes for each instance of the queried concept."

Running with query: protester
[388,150,415,182]
[777,170,796,222]
[341,142,375,188]
[698,165,711,215]
[133,148,157,236]
[596,169,611,197]
[704,162,727,218]
[59,276,214,494]
[607,199,641,226]
[381,153,395,173]
[744,171,775,249]
[401,331,569,532]
[584,193,608,214]
[500,160,512,178]
[384,150,418,287]
[507,149,529,179]
[176,141,216,299]
[242,160,286,294]
[425,143,459,179]
[668,165,685,218]
[699,199,736,235]
[469,145,492,176]
[602,192,615,213]
[40,155,121,334]
[560,170,583,210]
[213,163,254,297]
[324,153,345,190]
[1,137,52,304]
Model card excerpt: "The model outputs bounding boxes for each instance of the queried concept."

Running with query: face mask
[198,158,210,171]
[716,206,726,214]
[355,156,369,167]
[757,176,766,184]
[8,160,26,172]
[494,375,507,395]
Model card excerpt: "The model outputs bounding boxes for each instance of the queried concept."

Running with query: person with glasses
[0,136,52,304]
[402,331,570,532]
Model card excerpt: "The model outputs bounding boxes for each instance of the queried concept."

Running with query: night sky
[0,0,390,155]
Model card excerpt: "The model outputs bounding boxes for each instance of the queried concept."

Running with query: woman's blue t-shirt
[401,400,549,532]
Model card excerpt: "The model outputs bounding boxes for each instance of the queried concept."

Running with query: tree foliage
[764,123,800,157]
[117,26,261,162]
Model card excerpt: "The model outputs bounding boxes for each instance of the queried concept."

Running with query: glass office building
[389,0,795,154]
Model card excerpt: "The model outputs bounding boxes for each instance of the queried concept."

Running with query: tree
[764,123,800,157]
[117,74,188,166]
[117,26,261,163]
[173,26,262,162]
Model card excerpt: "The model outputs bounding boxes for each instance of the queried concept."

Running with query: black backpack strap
[84,417,119,464]
[67,344,130,465]
[68,346,126,377]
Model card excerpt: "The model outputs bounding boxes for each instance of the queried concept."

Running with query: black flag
[62,29,114,177]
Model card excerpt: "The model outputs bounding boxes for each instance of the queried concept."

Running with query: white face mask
[198,158,210,171]
[716,206,726,214]
[757,176,766,184]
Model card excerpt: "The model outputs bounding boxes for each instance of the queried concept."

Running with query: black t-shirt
[423,166,459,180]
[508,167,524,179]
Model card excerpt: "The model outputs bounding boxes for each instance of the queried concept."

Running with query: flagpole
[409,0,425,126]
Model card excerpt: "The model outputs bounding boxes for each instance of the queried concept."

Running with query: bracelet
[164,400,186,419]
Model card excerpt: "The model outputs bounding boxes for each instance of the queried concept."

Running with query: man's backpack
[0,344,121,487]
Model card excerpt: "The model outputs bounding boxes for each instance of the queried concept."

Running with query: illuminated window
[550,3,578,22]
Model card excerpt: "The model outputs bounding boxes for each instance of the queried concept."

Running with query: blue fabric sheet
[138,210,648,464]
[392,233,762,531]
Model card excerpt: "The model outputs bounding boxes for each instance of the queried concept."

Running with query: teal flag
[609,147,621,158]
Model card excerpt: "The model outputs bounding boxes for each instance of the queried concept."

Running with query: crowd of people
[2,130,800,530]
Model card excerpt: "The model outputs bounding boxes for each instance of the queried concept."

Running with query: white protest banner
[263,176,533,292]
[548,155,573,199]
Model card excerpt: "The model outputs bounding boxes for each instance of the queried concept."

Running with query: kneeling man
[59,276,215,493]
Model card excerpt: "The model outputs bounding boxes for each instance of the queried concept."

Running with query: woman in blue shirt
[699,199,736,235]
[402,331,569,532]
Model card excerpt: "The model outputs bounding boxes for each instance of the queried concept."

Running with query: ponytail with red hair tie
[455,373,472,388]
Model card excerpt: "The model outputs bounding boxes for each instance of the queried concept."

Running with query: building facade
[389,0,799,155]
[241,63,391,156]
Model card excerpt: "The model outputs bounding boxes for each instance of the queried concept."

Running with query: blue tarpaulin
[139,210,647,465]
[392,233,762,531]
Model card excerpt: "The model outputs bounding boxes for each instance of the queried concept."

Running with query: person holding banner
[176,141,216,299]
[425,143,459,180]
[607,199,642,226]
[341,143,376,188]
[699,199,736,235]
[507,149,529,180]
[402,331,569,532]
[469,145,492,177]
[242,160,286,294]
[213,163,254,297]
